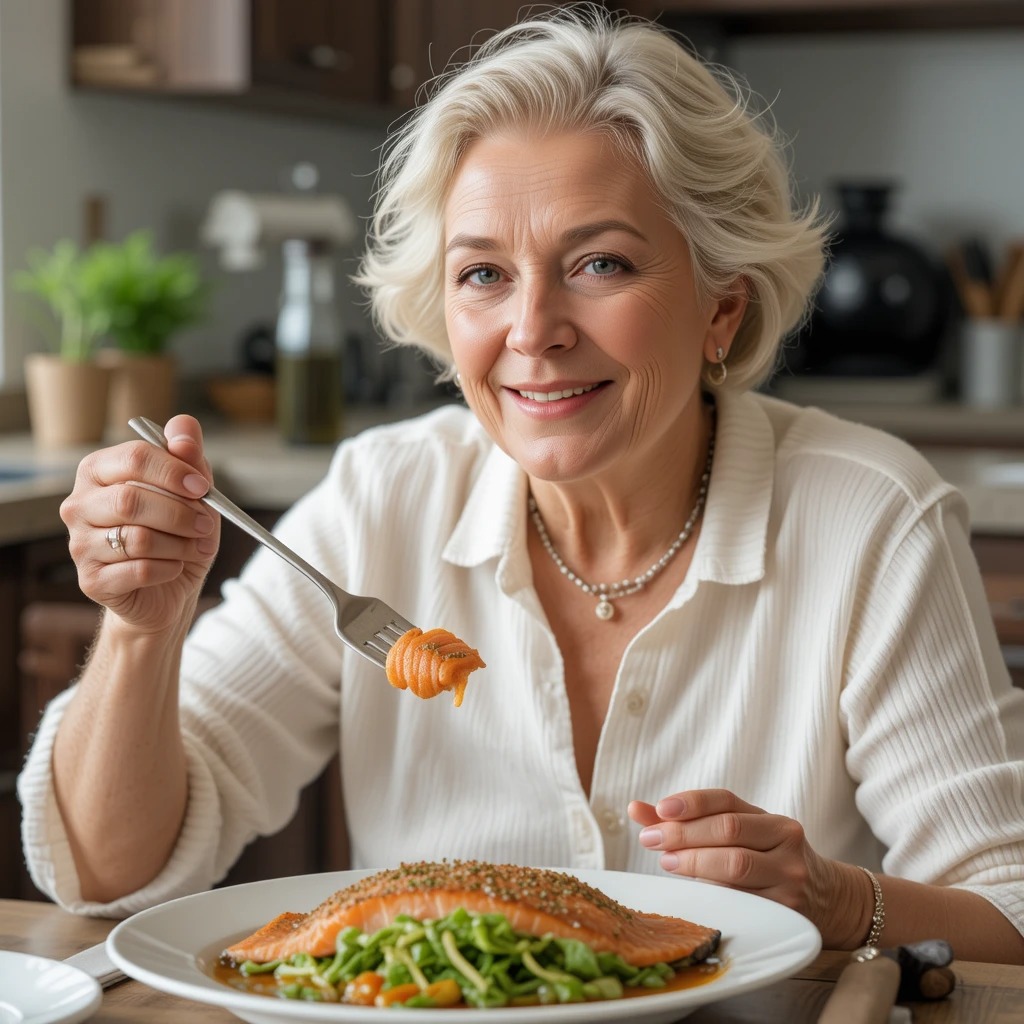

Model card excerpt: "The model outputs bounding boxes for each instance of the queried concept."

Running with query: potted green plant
[84,230,210,435]
[13,239,112,447]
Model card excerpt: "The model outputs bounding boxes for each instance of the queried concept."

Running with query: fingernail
[195,513,214,535]
[638,828,662,848]
[183,473,208,496]
[660,853,679,871]
[657,797,685,818]
[197,537,218,555]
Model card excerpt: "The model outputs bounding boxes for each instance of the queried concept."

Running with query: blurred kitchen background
[2,1,1024,898]
[0,2,1023,427]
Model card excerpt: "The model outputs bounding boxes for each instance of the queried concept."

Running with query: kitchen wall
[0,0,387,390]
[1,4,1022,395]
[729,31,1024,252]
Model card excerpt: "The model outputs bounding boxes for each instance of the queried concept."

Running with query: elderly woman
[19,6,1024,963]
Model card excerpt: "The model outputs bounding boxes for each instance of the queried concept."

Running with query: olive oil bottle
[275,238,343,444]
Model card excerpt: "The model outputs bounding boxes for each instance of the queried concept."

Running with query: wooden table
[3,898,1023,1022]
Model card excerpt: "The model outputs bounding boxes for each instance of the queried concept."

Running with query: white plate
[0,950,102,1024]
[107,868,821,1024]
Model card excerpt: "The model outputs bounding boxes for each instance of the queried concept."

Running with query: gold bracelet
[858,866,885,948]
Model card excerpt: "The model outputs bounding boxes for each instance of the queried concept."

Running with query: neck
[527,399,715,586]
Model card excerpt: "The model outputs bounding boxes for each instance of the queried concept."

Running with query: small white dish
[0,950,102,1024]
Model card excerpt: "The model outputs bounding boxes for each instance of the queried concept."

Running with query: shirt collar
[443,390,775,588]
[442,440,531,590]
[691,389,773,586]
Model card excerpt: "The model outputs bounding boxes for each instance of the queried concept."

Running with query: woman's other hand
[628,790,870,948]
[60,413,220,635]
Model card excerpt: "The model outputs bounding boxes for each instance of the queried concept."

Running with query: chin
[510,434,617,483]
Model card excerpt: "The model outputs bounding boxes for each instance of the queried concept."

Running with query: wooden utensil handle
[817,955,901,1024]
[996,244,1024,322]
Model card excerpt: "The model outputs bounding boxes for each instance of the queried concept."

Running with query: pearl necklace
[528,430,716,621]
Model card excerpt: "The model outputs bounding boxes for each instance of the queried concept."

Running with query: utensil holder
[959,318,1021,408]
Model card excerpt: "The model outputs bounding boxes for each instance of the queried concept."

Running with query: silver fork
[129,416,416,668]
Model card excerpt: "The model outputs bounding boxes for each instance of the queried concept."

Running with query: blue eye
[584,257,621,276]
[464,266,500,285]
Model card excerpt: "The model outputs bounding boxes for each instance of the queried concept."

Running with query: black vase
[796,183,947,377]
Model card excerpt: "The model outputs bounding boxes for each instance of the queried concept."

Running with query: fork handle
[128,416,337,599]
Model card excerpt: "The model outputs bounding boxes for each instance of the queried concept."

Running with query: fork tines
[364,617,416,664]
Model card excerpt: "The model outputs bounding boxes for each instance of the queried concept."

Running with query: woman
[20,6,1024,962]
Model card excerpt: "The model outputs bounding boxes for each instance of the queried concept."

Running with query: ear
[702,277,749,363]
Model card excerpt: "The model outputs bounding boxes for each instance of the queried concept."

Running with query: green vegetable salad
[233,907,680,1007]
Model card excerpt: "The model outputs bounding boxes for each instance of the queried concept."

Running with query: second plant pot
[98,350,178,439]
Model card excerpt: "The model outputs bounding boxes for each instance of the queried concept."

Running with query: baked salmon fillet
[223,860,721,968]
[385,628,485,707]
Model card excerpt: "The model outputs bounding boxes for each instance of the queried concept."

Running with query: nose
[505,277,577,356]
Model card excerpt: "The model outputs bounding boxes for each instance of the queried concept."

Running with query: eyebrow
[444,219,649,256]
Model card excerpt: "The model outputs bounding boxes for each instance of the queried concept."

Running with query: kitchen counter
[923,449,1024,535]
[0,434,333,547]
[0,405,441,547]
[770,379,1024,448]
[797,401,1024,449]
[2,402,1024,546]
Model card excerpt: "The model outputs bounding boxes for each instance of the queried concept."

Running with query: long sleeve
[18,686,246,915]
[17,460,356,916]
[841,491,1024,929]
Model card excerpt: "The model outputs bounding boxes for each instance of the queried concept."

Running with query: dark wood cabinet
[70,1,1024,119]
[249,0,387,106]
[972,535,1024,689]
[385,0,547,110]
[69,0,605,117]
[69,1,1024,122]
[71,0,392,111]
[1,534,88,901]
[1,535,91,771]
[640,0,1024,33]
[0,545,30,903]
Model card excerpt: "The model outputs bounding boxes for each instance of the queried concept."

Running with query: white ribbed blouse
[18,392,1024,934]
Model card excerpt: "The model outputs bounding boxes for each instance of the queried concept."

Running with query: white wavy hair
[355,3,828,392]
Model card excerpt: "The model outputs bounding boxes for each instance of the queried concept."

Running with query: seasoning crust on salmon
[223,860,721,968]
[385,628,485,707]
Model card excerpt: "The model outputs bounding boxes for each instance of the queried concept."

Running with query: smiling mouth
[516,383,601,403]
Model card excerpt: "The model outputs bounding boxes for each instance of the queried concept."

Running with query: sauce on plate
[210,956,727,1004]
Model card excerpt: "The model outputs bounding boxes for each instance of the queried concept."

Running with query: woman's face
[442,130,743,483]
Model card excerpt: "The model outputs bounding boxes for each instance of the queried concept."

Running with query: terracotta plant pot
[98,350,178,439]
[24,353,110,448]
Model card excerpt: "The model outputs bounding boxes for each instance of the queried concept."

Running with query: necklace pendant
[595,598,615,621]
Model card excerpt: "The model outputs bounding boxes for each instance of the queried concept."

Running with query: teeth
[518,383,598,403]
